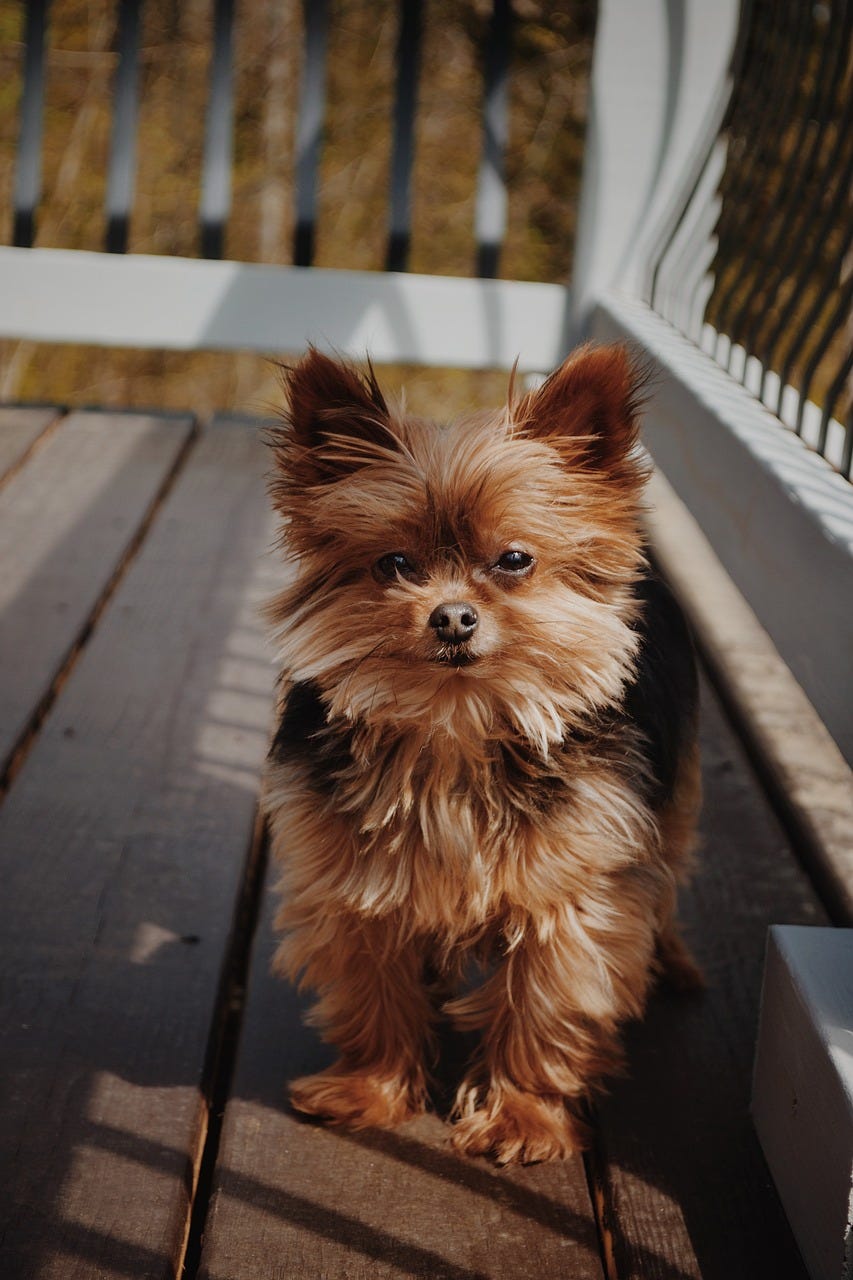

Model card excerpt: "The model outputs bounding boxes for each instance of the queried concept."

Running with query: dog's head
[267,346,650,752]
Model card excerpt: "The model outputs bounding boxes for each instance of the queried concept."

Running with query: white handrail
[570,0,740,337]
[0,245,570,372]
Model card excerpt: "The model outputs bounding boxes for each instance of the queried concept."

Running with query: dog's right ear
[269,349,395,500]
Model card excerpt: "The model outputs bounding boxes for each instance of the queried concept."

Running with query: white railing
[0,0,850,763]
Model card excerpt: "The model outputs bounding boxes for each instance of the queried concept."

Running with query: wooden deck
[0,405,828,1280]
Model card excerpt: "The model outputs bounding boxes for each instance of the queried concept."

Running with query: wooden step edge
[644,466,853,927]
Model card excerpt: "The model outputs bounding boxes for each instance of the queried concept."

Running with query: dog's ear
[516,344,649,478]
[270,349,395,494]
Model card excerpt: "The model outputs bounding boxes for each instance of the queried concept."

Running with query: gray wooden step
[0,415,281,1280]
[0,408,193,778]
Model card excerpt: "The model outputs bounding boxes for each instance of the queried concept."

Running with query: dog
[263,344,702,1165]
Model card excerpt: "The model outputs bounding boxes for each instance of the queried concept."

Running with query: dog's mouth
[434,646,477,669]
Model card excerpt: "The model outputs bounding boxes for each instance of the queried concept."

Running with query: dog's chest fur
[268,680,658,944]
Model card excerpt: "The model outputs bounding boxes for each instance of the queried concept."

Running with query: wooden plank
[199,650,831,1279]
[0,404,58,482]
[0,417,282,1280]
[753,926,853,1280]
[0,409,194,778]
[198,870,605,1280]
[588,678,827,1280]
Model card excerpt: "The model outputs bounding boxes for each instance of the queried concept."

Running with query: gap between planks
[0,405,65,490]
[584,1147,619,1280]
[0,412,285,1278]
[0,410,199,801]
[1,409,278,1272]
[2,406,827,1276]
[179,816,272,1280]
[177,448,829,1280]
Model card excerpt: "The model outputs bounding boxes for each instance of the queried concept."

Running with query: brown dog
[263,345,701,1164]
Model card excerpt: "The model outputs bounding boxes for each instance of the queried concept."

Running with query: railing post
[105,0,143,254]
[12,0,50,248]
[570,0,741,341]
[293,0,328,268]
[199,0,235,260]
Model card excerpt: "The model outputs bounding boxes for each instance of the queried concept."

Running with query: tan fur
[264,346,701,1164]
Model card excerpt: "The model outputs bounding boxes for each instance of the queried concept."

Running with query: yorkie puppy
[264,344,701,1165]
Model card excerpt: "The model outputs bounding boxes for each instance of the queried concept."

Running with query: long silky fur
[263,345,701,1165]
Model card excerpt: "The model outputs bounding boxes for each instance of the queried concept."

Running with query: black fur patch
[622,571,699,808]
[269,680,354,795]
[497,739,568,813]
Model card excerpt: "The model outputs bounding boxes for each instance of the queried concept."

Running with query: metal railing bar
[293,0,328,268]
[12,0,50,248]
[794,272,853,440]
[703,5,785,340]
[386,0,422,273]
[817,343,853,473]
[475,0,511,279]
[711,0,812,343]
[199,0,235,260]
[758,110,845,407]
[753,0,852,392]
[766,102,853,415]
[732,0,844,357]
[706,1,779,236]
[105,0,143,254]
[644,0,851,482]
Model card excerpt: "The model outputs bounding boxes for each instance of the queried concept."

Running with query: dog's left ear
[517,344,649,476]
[270,349,395,499]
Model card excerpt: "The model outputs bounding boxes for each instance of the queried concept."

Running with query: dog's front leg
[448,896,657,1164]
[276,912,436,1129]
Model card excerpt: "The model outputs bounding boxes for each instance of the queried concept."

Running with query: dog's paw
[451,1084,588,1165]
[289,1067,425,1129]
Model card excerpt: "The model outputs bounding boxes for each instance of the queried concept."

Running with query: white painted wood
[591,289,853,767]
[645,468,853,924]
[753,926,853,1280]
[652,138,727,341]
[0,246,570,372]
[571,0,740,336]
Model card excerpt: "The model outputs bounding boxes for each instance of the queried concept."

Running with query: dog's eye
[495,550,534,574]
[375,552,416,580]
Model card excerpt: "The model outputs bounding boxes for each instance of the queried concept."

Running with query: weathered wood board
[590,683,826,1280]
[198,874,606,1280]
[0,405,58,481]
[0,417,281,1280]
[0,409,194,775]
[0,403,834,1280]
[201,675,826,1280]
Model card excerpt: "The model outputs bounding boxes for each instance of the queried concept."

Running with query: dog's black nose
[429,601,479,643]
